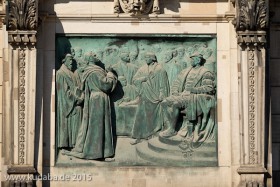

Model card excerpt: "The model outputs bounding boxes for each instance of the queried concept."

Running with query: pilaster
[233,0,270,186]
[3,0,38,186]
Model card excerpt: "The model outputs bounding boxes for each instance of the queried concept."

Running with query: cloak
[70,64,117,159]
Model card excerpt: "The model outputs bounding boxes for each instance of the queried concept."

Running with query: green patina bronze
[56,35,217,166]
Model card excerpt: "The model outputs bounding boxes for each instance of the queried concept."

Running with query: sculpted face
[120,52,130,62]
[65,56,73,71]
[144,54,155,65]
[88,54,100,64]
[163,51,173,63]
[71,49,75,57]
[190,56,201,67]
[177,48,185,58]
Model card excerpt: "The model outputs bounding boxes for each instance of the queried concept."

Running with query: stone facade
[0,0,276,187]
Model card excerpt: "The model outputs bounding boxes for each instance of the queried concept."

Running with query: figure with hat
[129,52,170,145]
[160,52,216,143]
[56,54,84,149]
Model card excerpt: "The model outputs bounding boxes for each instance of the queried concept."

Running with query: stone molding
[237,166,268,174]
[8,30,36,46]
[7,166,37,174]
[46,14,232,23]
[237,31,266,48]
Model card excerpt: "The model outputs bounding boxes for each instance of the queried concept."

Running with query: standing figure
[112,51,139,103]
[73,48,85,87]
[130,52,169,145]
[176,47,188,69]
[56,54,84,149]
[160,53,216,142]
[66,52,117,160]
[163,49,183,87]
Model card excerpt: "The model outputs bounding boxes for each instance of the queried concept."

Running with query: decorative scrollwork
[18,49,26,164]
[248,50,257,164]
[7,0,37,30]
[235,0,268,31]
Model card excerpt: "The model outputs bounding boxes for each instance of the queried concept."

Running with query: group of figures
[56,43,216,161]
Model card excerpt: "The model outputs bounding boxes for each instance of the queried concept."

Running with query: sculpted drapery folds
[161,53,216,142]
[130,52,170,144]
[66,53,117,160]
[55,37,217,164]
[112,51,139,103]
[56,54,84,148]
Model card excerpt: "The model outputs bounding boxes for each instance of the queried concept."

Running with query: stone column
[233,0,270,186]
[2,0,38,186]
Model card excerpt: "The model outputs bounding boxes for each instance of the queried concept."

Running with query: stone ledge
[8,31,37,45]
[44,14,230,23]
[7,166,37,175]
[237,166,268,175]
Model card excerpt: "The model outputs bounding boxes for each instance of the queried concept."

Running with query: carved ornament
[8,30,36,45]
[7,0,37,31]
[0,0,5,28]
[234,0,268,32]
[237,31,266,47]
[114,0,160,16]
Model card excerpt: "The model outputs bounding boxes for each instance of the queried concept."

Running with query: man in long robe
[56,54,84,149]
[160,53,216,142]
[66,53,117,160]
[130,52,169,144]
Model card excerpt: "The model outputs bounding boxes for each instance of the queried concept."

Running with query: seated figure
[160,53,216,142]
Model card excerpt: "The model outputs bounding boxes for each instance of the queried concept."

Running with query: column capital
[234,0,268,32]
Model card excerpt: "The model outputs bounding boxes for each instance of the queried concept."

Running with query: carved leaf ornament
[237,0,267,31]
[8,0,37,30]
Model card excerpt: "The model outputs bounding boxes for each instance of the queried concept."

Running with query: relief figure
[111,51,139,104]
[56,37,217,165]
[176,47,188,69]
[162,50,183,88]
[130,52,170,144]
[56,54,84,149]
[66,53,117,160]
[161,53,216,142]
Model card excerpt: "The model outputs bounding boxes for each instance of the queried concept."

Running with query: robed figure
[56,54,84,148]
[112,52,139,103]
[130,52,170,144]
[67,53,117,160]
